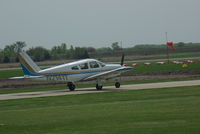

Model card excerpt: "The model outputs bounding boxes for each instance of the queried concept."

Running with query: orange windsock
[167,42,176,50]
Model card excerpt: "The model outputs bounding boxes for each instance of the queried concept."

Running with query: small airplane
[11,51,133,91]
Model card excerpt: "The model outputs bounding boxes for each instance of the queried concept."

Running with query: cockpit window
[71,66,79,70]
[89,61,99,68]
[79,63,89,70]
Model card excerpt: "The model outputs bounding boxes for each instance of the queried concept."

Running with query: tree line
[0,42,90,63]
[90,42,200,58]
[0,41,200,63]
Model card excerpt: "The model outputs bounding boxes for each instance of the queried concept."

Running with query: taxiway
[0,80,200,100]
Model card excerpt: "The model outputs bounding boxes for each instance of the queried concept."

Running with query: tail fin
[18,51,41,76]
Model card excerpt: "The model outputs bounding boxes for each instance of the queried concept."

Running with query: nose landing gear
[115,82,120,88]
[96,79,103,90]
[96,84,103,90]
[67,82,76,91]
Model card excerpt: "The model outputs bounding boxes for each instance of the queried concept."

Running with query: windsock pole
[165,32,170,64]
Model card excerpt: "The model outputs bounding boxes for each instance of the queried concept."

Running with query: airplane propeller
[120,53,125,66]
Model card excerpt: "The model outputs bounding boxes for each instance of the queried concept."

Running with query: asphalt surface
[0,80,200,100]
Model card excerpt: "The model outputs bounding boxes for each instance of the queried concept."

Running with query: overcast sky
[0,0,200,49]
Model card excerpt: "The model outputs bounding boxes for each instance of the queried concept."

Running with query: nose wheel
[115,82,120,88]
[67,82,76,91]
[96,84,103,90]
[96,79,103,90]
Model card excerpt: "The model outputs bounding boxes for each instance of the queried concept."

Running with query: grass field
[130,52,200,60]
[127,61,200,73]
[0,69,23,79]
[0,85,200,134]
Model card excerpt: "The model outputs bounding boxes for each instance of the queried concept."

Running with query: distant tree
[13,41,27,53]
[4,41,26,53]
[97,47,112,52]
[0,50,3,62]
[15,57,19,62]
[2,41,26,62]
[3,56,10,63]
[176,42,185,47]
[3,45,15,58]
[73,47,89,59]
[83,49,89,58]
[61,43,67,52]
[27,47,51,61]
[111,42,121,50]
[69,45,74,58]
[85,47,96,53]
[70,45,74,51]
[50,43,70,59]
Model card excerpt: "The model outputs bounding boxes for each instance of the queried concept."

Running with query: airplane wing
[10,75,44,79]
[83,66,132,81]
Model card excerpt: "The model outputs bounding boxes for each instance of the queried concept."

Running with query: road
[0,80,200,100]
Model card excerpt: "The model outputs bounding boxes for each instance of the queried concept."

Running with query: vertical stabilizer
[18,51,41,75]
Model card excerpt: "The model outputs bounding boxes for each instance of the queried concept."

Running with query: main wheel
[67,82,76,91]
[96,84,103,90]
[115,82,120,88]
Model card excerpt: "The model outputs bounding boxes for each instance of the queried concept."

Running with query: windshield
[98,62,105,67]
[89,61,99,68]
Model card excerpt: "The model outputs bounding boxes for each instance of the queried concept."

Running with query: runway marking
[0,80,200,100]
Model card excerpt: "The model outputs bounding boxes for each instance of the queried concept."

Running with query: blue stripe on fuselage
[20,64,40,76]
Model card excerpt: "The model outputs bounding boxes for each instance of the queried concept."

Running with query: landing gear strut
[96,79,103,90]
[115,82,120,88]
[67,82,76,91]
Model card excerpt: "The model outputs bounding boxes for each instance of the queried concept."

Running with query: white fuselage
[38,59,121,82]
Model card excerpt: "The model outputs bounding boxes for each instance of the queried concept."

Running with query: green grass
[135,52,200,60]
[0,85,200,134]
[167,52,200,58]
[127,62,200,73]
[0,69,23,79]
[0,85,67,94]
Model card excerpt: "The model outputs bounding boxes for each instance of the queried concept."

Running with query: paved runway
[0,80,200,100]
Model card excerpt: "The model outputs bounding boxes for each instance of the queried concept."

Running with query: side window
[79,63,89,70]
[71,66,79,70]
[89,61,99,68]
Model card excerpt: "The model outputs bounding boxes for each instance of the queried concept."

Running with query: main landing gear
[95,79,121,90]
[115,82,120,88]
[96,84,103,90]
[67,82,76,91]
[68,81,121,91]
[96,79,103,90]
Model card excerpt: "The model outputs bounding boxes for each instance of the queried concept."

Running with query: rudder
[18,51,41,75]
